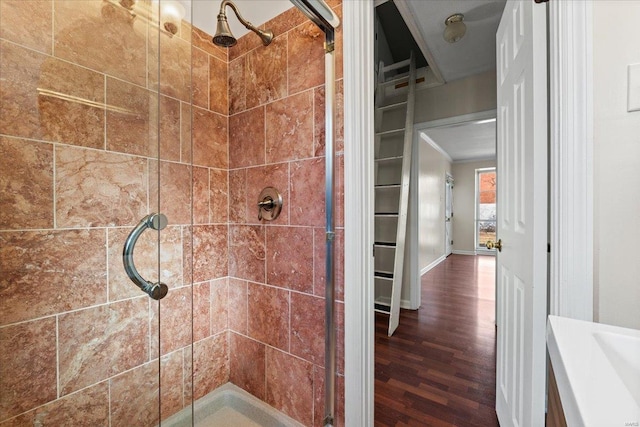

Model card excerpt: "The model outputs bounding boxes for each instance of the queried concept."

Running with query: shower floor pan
[162,383,304,427]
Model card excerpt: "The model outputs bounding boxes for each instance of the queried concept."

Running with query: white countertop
[547,315,640,427]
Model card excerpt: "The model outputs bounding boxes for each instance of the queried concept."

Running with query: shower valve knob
[257,187,283,221]
[258,198,275,209]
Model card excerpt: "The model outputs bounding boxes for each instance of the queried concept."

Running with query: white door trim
[343,1,594,425]
[415,109,497,133]
[548,0,594,321]
[343,1,375,425]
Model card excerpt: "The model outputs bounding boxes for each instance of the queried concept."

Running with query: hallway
[374,255,499,426]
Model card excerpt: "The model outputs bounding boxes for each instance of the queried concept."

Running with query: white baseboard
[400,298,414,310]
[374,297,416,311]
[475,249,496,256]
[420,255,446,276]
[452,250,477,256]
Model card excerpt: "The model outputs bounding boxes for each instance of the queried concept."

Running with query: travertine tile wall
[225,2,346,426]
[0,0,345,426]
[0,0,229,425]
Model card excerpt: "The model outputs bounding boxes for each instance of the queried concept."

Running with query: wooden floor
[374,255,499,427]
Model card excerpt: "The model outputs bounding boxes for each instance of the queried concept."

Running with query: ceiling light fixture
[443,13,466,43]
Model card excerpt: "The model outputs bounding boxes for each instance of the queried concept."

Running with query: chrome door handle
[123,213,169,300]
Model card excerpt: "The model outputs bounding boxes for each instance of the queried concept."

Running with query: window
[476,168,496,250]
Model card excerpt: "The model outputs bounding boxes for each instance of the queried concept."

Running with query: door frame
[414,109,497,261]
[547,0,594,321]
[445,172,454,257]
[343,1,593,425]
[474,167,497,253]
[343,1,375,425]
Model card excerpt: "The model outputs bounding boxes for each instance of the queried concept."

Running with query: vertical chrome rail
[323,27,337,427]
[123,213,169,300]
[287,2,340,425]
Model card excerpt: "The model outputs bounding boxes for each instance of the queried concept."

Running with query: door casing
[343,1,594,425]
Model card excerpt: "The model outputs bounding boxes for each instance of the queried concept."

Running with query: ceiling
[392,0,503,162]
[398,0,506,82]
[420,120,496,163]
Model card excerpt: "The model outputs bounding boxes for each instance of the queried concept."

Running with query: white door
[495,1,548,426]
[445,175,453,256]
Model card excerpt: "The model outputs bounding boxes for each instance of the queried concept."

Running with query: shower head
[212,0,273,48]
[213,14,236,47]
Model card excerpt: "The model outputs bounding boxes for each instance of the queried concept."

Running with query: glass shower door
[150,0,196,424]
[0,0,193,425]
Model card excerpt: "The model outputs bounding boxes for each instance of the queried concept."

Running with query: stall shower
[0,0,345,425]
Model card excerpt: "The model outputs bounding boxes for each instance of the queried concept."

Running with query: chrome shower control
[257,187,283,221]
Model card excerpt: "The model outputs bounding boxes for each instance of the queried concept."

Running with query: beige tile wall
[0,0,229,424]
[226,2,345,426]
[0,0,345,426]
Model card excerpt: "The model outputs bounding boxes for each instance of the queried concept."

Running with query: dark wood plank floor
[375,255,499,427]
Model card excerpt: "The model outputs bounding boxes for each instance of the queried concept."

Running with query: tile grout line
[108,378,112,427]
[105,228,110,304]
[263,105,267,168]
[55,315,60,399]
[180,348,185,412]
[287,289,291,354]
[50,0,55,56]
[103,74,107,151]
[52,143,57,229]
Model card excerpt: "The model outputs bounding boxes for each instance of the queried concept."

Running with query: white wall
[411,70,497,264]
[415,70,497,124]
[418,140,452,271]
[593,2,640,329]
[451,160,496,253]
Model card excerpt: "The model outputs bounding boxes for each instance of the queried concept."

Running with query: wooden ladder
[373,53,417,336]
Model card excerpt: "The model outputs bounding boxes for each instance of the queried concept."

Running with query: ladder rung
[374,271,394,278]
[375,214,399,217]
[378,101,408,112]
[374,304,391,314]
[375,129,404,137]
[383,59,410,73]
[375,184,401,189]
[375,242,396,247]
[394,76,425,89]
[380,75,409,87]
[375,156,402,163]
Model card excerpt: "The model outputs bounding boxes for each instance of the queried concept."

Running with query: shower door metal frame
[322,28,337,427]
[288,1,339,425]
